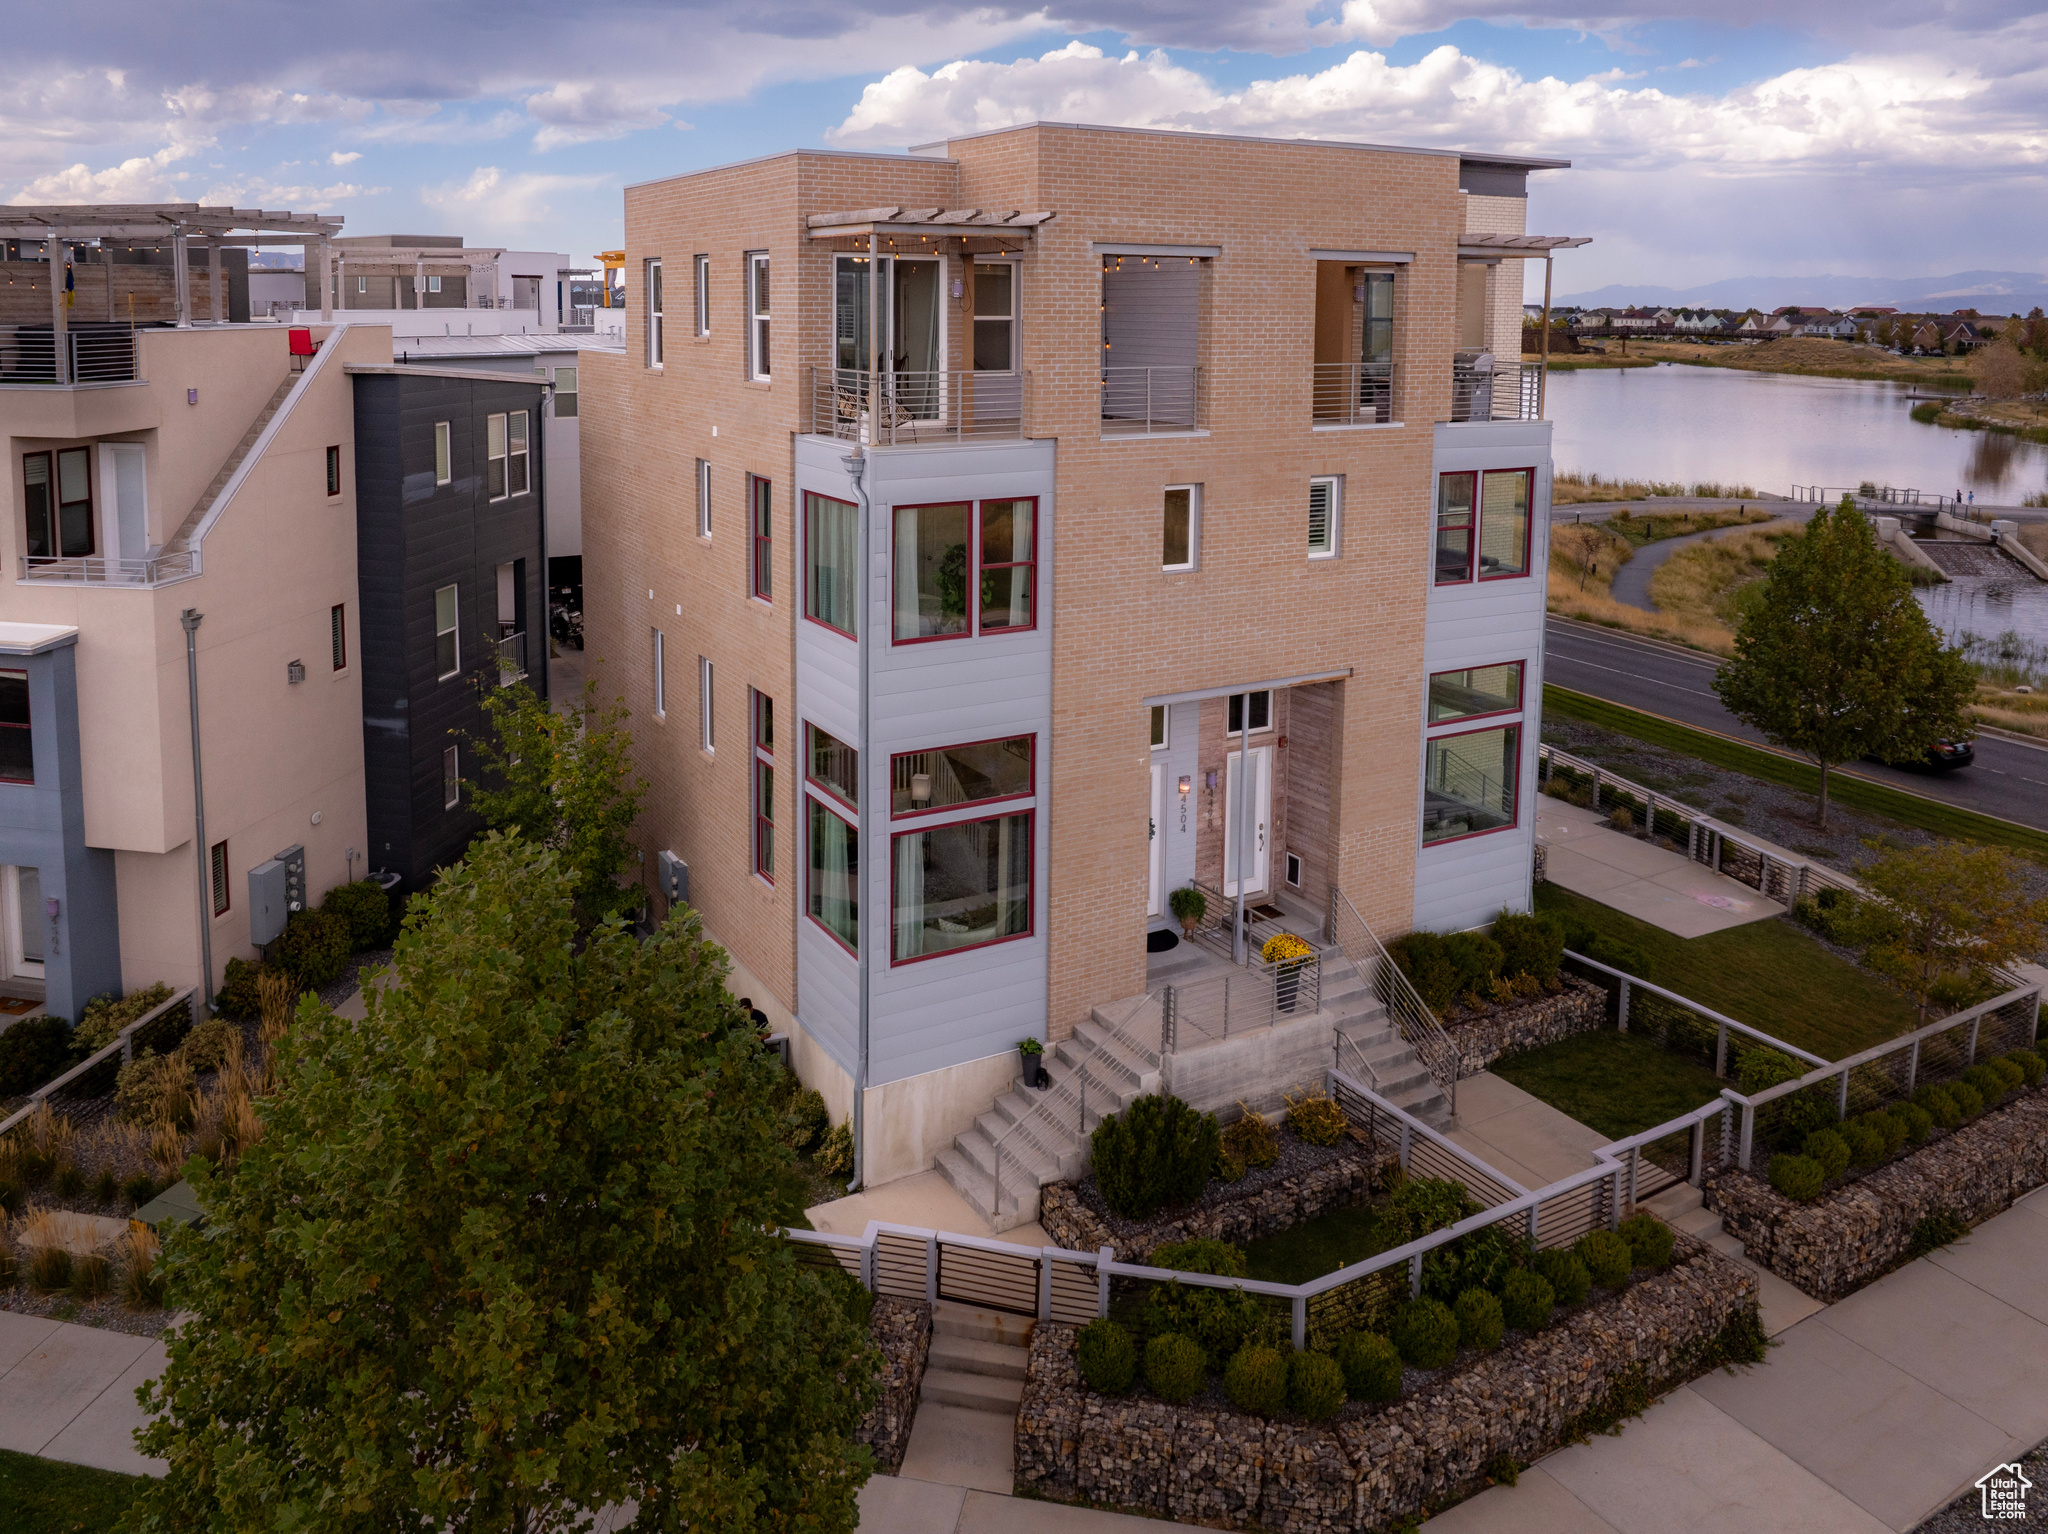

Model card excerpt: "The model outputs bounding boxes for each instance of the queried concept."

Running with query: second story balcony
[1448,355,1544,424]
[809,367,1028,447]
[0,325,140,386]
[1101,366,1203,436]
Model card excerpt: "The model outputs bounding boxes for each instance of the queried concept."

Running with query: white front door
[1148,764,1164,917]
[1223,746,1272,898]
[4,866,43,980]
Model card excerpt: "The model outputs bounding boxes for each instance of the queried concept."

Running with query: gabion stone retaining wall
[1039,1139,1398,1263]
[1016,1237,1760,1530]
[855,1296,931,1473]
[1444,977,1608,1076]
[1704,1087,2048,1303]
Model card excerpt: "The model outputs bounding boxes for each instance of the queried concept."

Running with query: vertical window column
[750,476,772,602]
[646,258,664,366]
[747,254,771,380]
[753,692,775,883]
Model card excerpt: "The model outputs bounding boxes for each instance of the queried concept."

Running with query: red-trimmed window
[1434,472,1475,584]
[807,723,859,809]
[891,810,1032,963]
[1427,661,1523,724]
[892,497,1039,643]
[1422,724,1519,845]
[890,735,1032,818]
[0,669,31,784]
[805,491,858,636]
[750,476,773,602]
[752,690,775,882]
[807,795,858,954]
[1435,469,1533,584]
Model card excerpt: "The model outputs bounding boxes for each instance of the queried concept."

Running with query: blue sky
[3,1,2042,296]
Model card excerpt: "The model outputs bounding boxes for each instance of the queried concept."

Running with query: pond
[1547,364,2048,504]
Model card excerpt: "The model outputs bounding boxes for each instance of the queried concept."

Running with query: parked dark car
[1870,738,1974,772]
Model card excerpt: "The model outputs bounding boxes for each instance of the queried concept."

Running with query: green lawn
[1536,883,1919,1059]
[0,1449,145,1532]
[1544,684,2048,861]
[1489,1030,1727,1140]
[1242,1202,1405,1286]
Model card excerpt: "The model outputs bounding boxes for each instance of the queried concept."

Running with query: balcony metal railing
[0,326,140,386]
[1311,361,1399,426]
[20,552,196,586]
[497,630,528,685]
[1101,365,1202,435]
[809,367,1028,447]
[1448,356,1542,422]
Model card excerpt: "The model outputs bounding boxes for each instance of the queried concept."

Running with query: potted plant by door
[1262,933,1314,1013]
[1018,1036,1049,1088]
[1169,885,1207,940]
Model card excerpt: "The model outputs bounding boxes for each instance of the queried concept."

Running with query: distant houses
[1559,301,2002,353]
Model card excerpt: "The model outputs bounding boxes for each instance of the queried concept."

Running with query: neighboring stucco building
[578,122,1584,1192]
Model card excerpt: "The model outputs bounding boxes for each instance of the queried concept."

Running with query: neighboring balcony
[809,367,1028,447]
[1101,366,1203,436]
[21,553,195,586]
[496,630,529,685]
[1311,362,1398,427]
[1447,356,1543,423]
[0,326,141,386]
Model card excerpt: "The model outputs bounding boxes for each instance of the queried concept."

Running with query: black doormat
[1248,903,1286,922]
[1146,929,1180,954]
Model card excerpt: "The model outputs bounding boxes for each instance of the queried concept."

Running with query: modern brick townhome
[579,122,1586,1200]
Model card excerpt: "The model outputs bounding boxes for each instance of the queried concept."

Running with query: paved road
[1542,618,2048,832]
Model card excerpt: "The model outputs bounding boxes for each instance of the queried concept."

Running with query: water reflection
[1548,364,2048,502]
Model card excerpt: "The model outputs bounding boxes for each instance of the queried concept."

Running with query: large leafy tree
[1848,841,2048,1023]
[129,834,877,1533]
[1713,499,1974,827]
[465,677,646,929]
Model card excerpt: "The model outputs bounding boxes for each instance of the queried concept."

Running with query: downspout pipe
[1233,692,1249,965]
[844,447,871,1193]
[182,609,214,1011]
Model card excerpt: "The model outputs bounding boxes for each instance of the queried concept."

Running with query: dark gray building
[349,366,548,892]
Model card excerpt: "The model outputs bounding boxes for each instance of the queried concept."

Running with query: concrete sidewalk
[0,1312,165,1476]
[1537,798,1779,938]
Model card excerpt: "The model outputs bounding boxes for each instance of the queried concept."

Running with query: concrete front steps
[919,1301,1028,1415]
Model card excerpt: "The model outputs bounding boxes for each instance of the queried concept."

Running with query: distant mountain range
[1557,271,2048,314]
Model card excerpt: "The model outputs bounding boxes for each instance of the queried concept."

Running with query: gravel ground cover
[1914,1436,2048,1529]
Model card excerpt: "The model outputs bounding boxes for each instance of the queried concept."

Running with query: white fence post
[862,1236,878,1293]
[1715,1021,1728,1078]
[1738,1103,1755,1169]
[1399,1122,1412,1170]
[1038,1251,1053,1322]
[1689,1119,1705,1185]
[1408,1253,1423,1298]
[927,1233,939,1306]
[1292,1296,1307,1352]
[1618,978,1631,1032]
[1097,1246,1114,1318]
[1527,1203,1541,1244]
[1609,1169,1623,1229]
[1967,1016,1982,1064]
[1627,1145,1640,1210]
[1906,1037,1920,1095]
[1836,1068,1850,1121]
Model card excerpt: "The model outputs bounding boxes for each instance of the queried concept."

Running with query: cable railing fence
[1327,887,1460,1114]
[0,988,199,1136]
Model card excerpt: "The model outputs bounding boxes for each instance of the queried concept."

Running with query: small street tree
[129,834,878,1534]
[465,676,647,929]
[1849,841,2048,1022]
[1712,499,1975,828]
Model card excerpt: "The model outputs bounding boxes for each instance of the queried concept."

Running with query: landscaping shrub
[1090,1094,1221,1220]
[76,982,176,1052]
[1575,1229,1634,1289]
[1221,1104,1279,1171]
[817,1121,853,1177]
[70,1250,111,1301]
[1950,1081,1986,1120]
[321,879,395,951]
[1501,1268,1556,1332]
[119,1172,157,1208]
[1076,1318,1137,1394]
[2006,1048,2045,1086]
[1792,885,1861,944]
[52,1162,84,1199]
[1144,1333,1206,1404]
[1491,910,1566,986]
[1389,931,1459,1014]
[1333,1330,1403,1400]
[1862,1110,1908,1156]
[1443,931,1506,999]
[1581,933,1649,977]
[1963,1062,2009,1103]
[118,1227,165,1310]
[1802,1128,1850,1181]
[1768,1153,1826,1201]
[0,1017,73,1096]
[0,1236,14,1287]
[1917,1083,1963,1129]
[1987,1056,2027,1095]
[214,957,266,1022]
[176,1016,239,1075]
[1892,1102,1934,1144]
[90,1168,118,1206]
[1282,1087,1347,1147]
[1738,1047,1805,1095]
[1223,1344,1290,1416]
[1617,1213,1675,1270]
[1141,1278,1264,1367]
[1422,1221,1518,1303]
[1288,1349,1347,1421]
[1151,1238,1247,1278]
[27,1241,72,1292]
[1533,1248,1592,1308]
[1840,1118,1887,1169]
[1385,1176,1477,1245]
[275,909,352,991]
[1390,1297,1460,1369]
[115,1050,195,1128]
[1454,1287,1504,1352]
[781,1088,828,1155]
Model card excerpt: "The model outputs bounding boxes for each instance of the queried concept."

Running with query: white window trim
[1162,483,1201,573]
[971,258,1019,375]
[746,252,771,382]
[443,745,460,810]
[507,410,530,499]
[699,655,715,753]
[434,583,460,681]
[1149,704,1169,751]
[696,457,711,539]
[653,629,666,718]
[1308,474,1341,559]
[693,254,710,337]
[646,257,664,369]
[433,421,451,486]
[1229,689,1276,736]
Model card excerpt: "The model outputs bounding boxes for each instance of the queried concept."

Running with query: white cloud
[195,175,383,208]
[329,149,361,165]
[524,82,670,150]
[11,145,190,203]
[421,165,615,231]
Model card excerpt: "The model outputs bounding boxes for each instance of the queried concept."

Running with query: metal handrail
[1328,886,1460,1115]
[20,552,198,586]
[1564,949,1831,1074]
[1310,361,1397,425]
[0,988,198,1138]
[1100,365,1201,435]
[1165,955,1321,1050]
[1448,357,1542,422]
[808,366,1028,446]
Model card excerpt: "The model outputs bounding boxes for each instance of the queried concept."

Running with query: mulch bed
[0,1282,169,1339]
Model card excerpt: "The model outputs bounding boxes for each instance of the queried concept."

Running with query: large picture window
[892,735,1032,817]
[807,724,858,807]
[808,797,859,953]
[1435,473,1474,585]
[1422,724,1519,845]
[0,669,30,783]
[892,811,1032,962]
[1436,469,1532,584]
[892,498,1038,642]
[805,491,858,636]
[23,449,94,560]
[1428,662,1523,723]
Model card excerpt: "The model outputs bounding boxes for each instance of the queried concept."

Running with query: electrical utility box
[656,850,688,907]
[248,860,289,945]
[274,845,307,917]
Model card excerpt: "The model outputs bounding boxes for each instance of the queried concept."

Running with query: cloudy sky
[5,0,2043,297]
